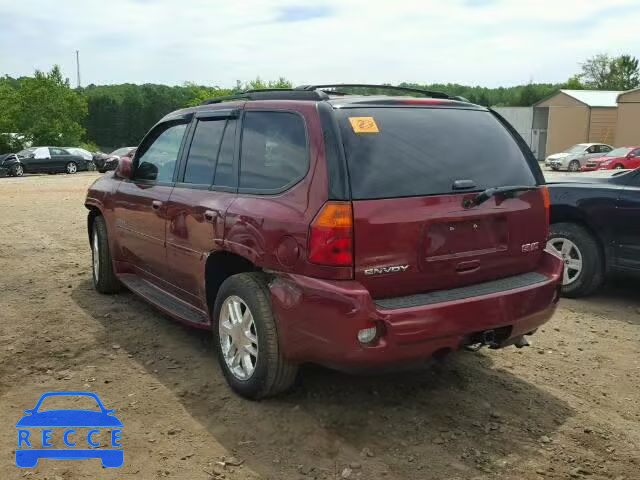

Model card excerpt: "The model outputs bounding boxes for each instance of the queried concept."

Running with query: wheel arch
[87,205,103,243]
[204,251,259,315]
[549,204,610,272]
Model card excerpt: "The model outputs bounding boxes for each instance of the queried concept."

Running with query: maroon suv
[85,85,563,398]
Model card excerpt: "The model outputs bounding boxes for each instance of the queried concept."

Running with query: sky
[1,0,639,88]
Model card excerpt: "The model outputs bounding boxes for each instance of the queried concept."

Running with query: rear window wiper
[463,185,538,208]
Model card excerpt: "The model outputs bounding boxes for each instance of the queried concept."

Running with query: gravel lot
[0,172,639,480]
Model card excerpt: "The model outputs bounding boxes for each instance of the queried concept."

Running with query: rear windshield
[337,108,536,199]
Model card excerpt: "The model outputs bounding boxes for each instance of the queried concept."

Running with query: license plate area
[425,217,508,261]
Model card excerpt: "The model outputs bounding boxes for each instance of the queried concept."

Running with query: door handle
[204,210,217,222]
[151,200,163,210]
[456,260,480,273]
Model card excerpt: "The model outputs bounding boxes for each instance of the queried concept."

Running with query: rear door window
[337,108,536,199]
[239,111,308,193]
[183,119,226,185]
[213,119,237,188]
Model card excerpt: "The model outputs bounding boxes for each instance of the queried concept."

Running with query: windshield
[563,144,588,153]
[337,107,536,199]
[605,147,632,157]
[110,147,132,156]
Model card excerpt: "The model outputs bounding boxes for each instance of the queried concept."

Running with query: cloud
[462,0,497,7]
[0,0,639,88]
[274,5,336,22]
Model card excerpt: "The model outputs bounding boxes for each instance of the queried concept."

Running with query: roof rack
[200,89,329,105]
[295,84,451,99]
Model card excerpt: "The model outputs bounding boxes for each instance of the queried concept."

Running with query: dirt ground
[0,172,639,480]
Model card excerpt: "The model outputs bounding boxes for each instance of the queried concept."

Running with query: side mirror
[628,153,636,158]
[114,156,133,180]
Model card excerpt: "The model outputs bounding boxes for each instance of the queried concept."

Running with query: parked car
[0,153,24,177]
[94,147,136,173]
[85,85,562,399]
[547,168,640,297]
[545,143,613,171]
[581,146,640,172]
[64,147,96,169]
[17,147,93,174]
[104,147,136,172]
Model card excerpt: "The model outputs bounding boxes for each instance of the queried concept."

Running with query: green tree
[564,75,584,89]
[610,55,640,90]
[184,82,231,107]
[579,54,613,89]
[239,76,292,91]
[15,65,87,145]
[578,54,640,90]
[0,78,19,133]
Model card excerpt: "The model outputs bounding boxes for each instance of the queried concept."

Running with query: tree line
[1,54,638,154]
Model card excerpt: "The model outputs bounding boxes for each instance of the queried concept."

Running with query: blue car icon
[16,391,123,468]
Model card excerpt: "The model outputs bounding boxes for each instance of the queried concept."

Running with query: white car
[545,143,613,172]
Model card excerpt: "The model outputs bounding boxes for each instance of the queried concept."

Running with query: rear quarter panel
[224,101,351,279]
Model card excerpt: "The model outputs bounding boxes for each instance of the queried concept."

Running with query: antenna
[75,50,81,88]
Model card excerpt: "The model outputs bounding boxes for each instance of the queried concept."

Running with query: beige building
[615,88,640,146]
[533,90,621,159]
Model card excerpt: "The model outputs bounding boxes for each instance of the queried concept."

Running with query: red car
[581,146,640,171]
[85,85,563,398]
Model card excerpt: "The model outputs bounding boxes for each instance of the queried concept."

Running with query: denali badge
[521,242,540,253]
[364,265,410,276]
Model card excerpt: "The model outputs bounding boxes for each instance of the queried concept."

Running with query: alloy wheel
[218,295,258,380]
[547,237,583,285]
[14,165,24,176]
[66,162,77,174]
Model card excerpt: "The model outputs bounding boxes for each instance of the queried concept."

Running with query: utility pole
[76,50,81,88]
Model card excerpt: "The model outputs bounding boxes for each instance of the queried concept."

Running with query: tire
[213,272,298,399]
[11,164,24,177]
[551,167,559,171]
[87,161,96,171]
[97,168,106,173]
[568,160,580,172]
[66,161,78,174]
[613,164,624,170]
[91,216,121,294]
[547,222,603,298]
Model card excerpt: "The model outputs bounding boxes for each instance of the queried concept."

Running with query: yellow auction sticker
[348,117,380,134]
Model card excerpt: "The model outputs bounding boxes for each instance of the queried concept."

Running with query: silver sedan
[545,143,613,172]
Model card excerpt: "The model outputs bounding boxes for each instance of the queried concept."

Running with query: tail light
[540,186,550,235]
[308,202,353,266]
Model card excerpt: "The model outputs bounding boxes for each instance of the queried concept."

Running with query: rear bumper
[270,250,563,370]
